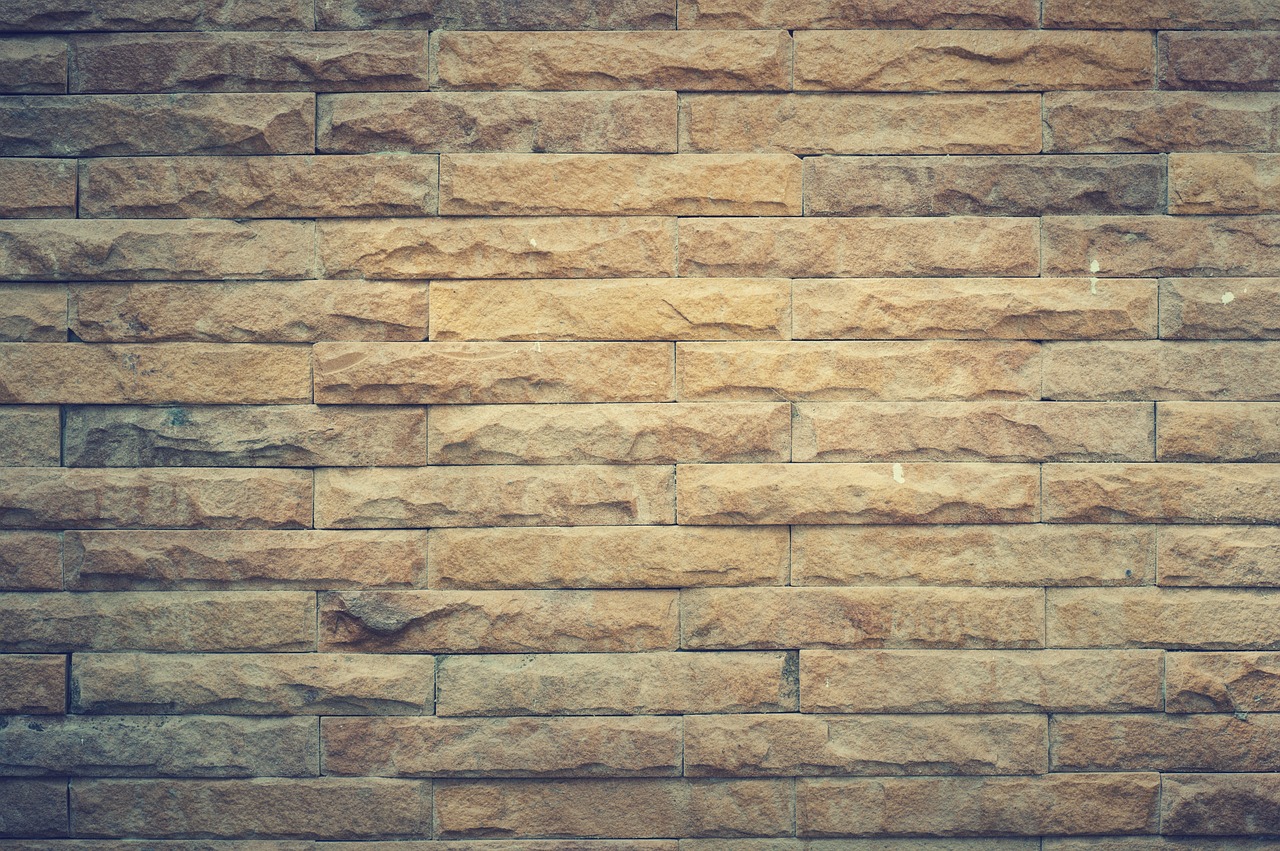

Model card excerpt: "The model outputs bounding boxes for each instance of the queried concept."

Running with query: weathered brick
[430,526,788,589]
[316,0,675,30]
[2,840,315,851]
[1159,526,1280,587]
[1044,92,1280,152]
[801,649,1162,713]
[0,285,67,342]
[1052,714,1280,772]
[1045,215,1280,277]
[0,406,60,466]
[1166,651,1280,712]
[436,651,797,716]
[1045,342,1280,400]
[0,38,66,93]
[677,0,1036,28]
[1158,402,1280,462]
[336,842,675,851]
[1046,840,1280,851]
[1161,32,1280,91]
[681,587,1044,650]
[1047,587,1280,649]
[0,0,311,31]
[1162,774,1280,836]
[0,655,65,714]
[319,91,676,154]
[0,591,316,652]
[1044,463,1280,524]
[1170,153,1280,214]
[1161,278,1280,339]
[689,843,1037,851]
[0,159,74,217]
[0,532,60,591]
[0,779,66,837]
[320,590,678,653]
[1045,0,1280,29]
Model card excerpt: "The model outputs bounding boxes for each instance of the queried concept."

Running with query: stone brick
[1047,587,1280,649]
[0,38,66,93]
[0,655,65,714]
[0,93,314,156]
[791,525,1154,587]
[0,715,318,777]
[0,591,316,652]
[1166,651,1280,713]
[687,843,1036,851]
[1159,526,1280,587]
[1158,402,1280,462]
[1045,215,1280,277]
[70,33,429,93]
[80,155,438,219]
[321,590,677,654]
[434,30,787,91]
[681,587,1044,650]
[314,342,673,404]
[64,405,426,467]
[4,842,314,851]
[0,779,66,837]
[793,402,1153,463]
[797,774,1159,837]
[72,652,433,715]
[677,0,1036,28]
[1044,0,1280,29]
[1052,714,1280,772]
[319,91,676,154]
[1161,32,1280,91]
[796,31,1152,92]
[1161,774,1280,836]
[1044,92,1280,153]
[335,844,676,851]
[1044,342,1280,400]
[0,0,311,30]
[436,651,797,716]
[71,779,431,840]
[430,278,789,341]
[0,406,60,466]
[677,463,1039,525]
[434,778,791,839]
[1045,840,1280,851]
[1170,153,1280,214]
[1161,278,1280,339]
[0,285,67,342]
[65,530,426,590]
[1044,463,1280,524]
[685,714,1047,777]
[316,0,675,30]
[0,532,61,591]
[322,716,680,777]
[801,649,1162,713]
[0,159,74,216]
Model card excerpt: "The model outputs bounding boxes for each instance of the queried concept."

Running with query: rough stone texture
[1046,840,1280,851]
[1160,278,1280,339]
[430,278,789,341]
[1047,588,1280,649]
[689,843,1039,851]
[0,532,61,591]
[316,0,675,30]
[1043,92,1280,153]
[1044,215,1280,277]
[1169,153,1280,214]
[795,31,1152,92]
[0,285,67,342]
[0,158,75,217]
[72,652,434,715]
[679,94,1042,155]
[801,650,1162,713]
[319,91,676,154]
[1158,402,1280,462]
[1044,342,1280,401]
[436,652,797,716]
[1166,651,1280,713]
[1161,774,1280,836]
[1043,462,1280,524]
[1051,714,1280,771]
[1161,32,1280,91]
[791,525,1155,587]
[0,0,311,30]
[0,779,67,837]
[0,38,66,94]
[1044,0,1280,29]
[1158,526,1280,587]
[677,0,1037,28]
[0,655,65,714]
[0,406,60,466]
[680,587,1044,650]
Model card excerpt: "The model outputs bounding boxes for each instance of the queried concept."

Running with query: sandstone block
[1044,463,1280,524]
[1045,215,1280,277]
[0,159,74,216]
[1158,402,1280,462]
[0,0,311,30]
[1159,526,1280,587]
[0,779,66,837]
[1161,774,1280,836]
[0,532,60,591]
[1166,651,1280,713]
[1044,92,1280,152]
[315,0,675,30]
[1044,0,1280,29]
[1161,278,1280,339]
[0,38,66,93]
[1047,587,1280,649]
[1161,32,1280,91]
[0,655,64,714]
[1170,153,1280,214]
[0,285,67,342]
[677,0,1036,28]
[1044,342,1280,400]
[0,406,60,466]
[687,843,1036,851]
[1052,714,1280,772]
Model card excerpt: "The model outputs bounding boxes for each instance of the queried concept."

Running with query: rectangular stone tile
[64,405,426,467]
[793,402,1153,463]
[0,715,318,777]
[435,778,791,839]
[1161,278,1280,339]
[677,463,1039,525]
[430,278,789,341]
[1045,216,1280,277]
[1161,32,1280,91]
[73,652,433,715]
[0,591,316,652]
[1018,841,1272,851]
[428,403,789,464]
[314,342,673,404]
[685,714,1048,777]
[792,525,1154,587]
[0,406,60,466]
[0,285,66,341]
[81,155,438,219]
[434,30,788,91]
[0,779,66,837]
[436,651,797,716]
[0,532,60,590]
[681,587,1044,650]
[441,153,799,216]
[319,91,676,154]
[1159,526,1280,587]
[0,38,66,93]
[1162,774,1280,836]
[802,649,1162,713]
[320,590,678,653]
[679,94,1041,155]
[0,655,65,714]
[1048,587,1280,649]
[71,779,430,840]
[70,32,429,93]
[65,530,427,590]
[1044,92,1280,153]
[1158,402,1280,462]
[1044,342,1280,400]
[1045,0,1280,29]
[1170,153,1280,214]
[687,843,1040,851]
[0,0,311,31]
[1052,714,1280,772]
[1166,651,1280,713]
[0,344,310,404]
[796,31,1152,92]
[677,0,1036,28]
[677,342,1041,402]
[0,93,314,157]
[1044,463,1280,524]
[322,716,680,777]
[332,843,677,850]
[0,159,74,216]
[316,0,675,30]
[430,526,788,589]
[797,774,1159,838]
[3,841,316,851]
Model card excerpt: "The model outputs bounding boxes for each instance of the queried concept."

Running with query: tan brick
[1170,153,1280,214]
[430,278,789,341]
[682,587,1044,650]
[1046,840,1280,851]
[1161,278,1280,339]
[1052,714,1280,772]
[1162,774,1280,836]
[0,779,66,837]
[1166,651,1280,713]
[686,714,1047,777]
[1048,587,1280,649]
[319,91,676,154]
[71,779,430,840]
[1044,92,1280,153]
[316,0,674,30]
[801,649,1162,713]
[793,402,1153,463]
[0,0,311,30]
[2,841,316,851]
[434,30,787,91]
[335,843,677,851]
[0,406,60,466]
[1158,402,1280,462]
[321,590,678,653]
[315,342,672,404]
[0,38,66,94]
[1045,216,1280,277]
[0,655,64,714]
[796,31,1151,92]
[65,530,426,590]
[322,716,680,777]
[72,652,433,715]
[70,32,429,93]
[797,774,1158,837]
[0,532,60,591]
[688,843,1038,851]
[1161,32,1280,91]
[0,285,66,342]
[678,0,1036,27]
[1044,342,1280,401]
[0,93,314,156]
[435,778,791,840]
[0,159,74,217]
[1045,0,1280,29]
[1159,526,1280,587]
[436,651,797,716]
[1044,463,1280,524]
[0,591,316,652]
[792,525,1154,587]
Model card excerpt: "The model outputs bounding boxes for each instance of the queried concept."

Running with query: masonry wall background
[2,0,1280,845]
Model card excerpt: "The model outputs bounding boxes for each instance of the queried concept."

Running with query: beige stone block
[1044,92,1280,153]
[0,0,311,30]
[1166,651,1280,713]
[1161,278,1280,340]
[1052,714,1280,771]
[1170,153,1280,214]
[0,532,60,591]
[0,38,66,93]
[1044,342,1280,401]
[677,0,1036,28]
[1162,774,1280,836]
[0,159,74,217]
[0,655,64,714]
[0,779,66,837]
[1045,215,1280,277]
[1045,0,1280,28]
[0,285,66,342]
[315,0,675,30]
[1158,402,1280,462]
[1161,31,1280,91]
[1048,587,1280,649]
[1044,463,1280,524]
[1159,526,1280,587]
[0,406,60,466]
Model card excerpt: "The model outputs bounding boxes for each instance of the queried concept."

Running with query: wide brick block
[0,406,60,466]
[1052,714,1280,771]
[0,159,74,217]
[0,779,66,837]
[0,532,61,590]
[677,0,1036,28]
[0,0,311,31]
[1161,32,1280,91]
[0,655,65,714]
[1158,402,1280,462]
[1159,526,1280,587]
[1162,774,1280,836]
[1044,463,1280,523]
[1170,153,1280,214]
[1044,92,1280,152]
[1044,216,1280,277]
[316,0,675,30]
[0,285,67,341]
[0,38,66,93]
[1166,651,1280,713]
[1044,0,1280,29]
[1160,278,1280,339]
[1047,587,1280,649]
[1044,342,1280,400]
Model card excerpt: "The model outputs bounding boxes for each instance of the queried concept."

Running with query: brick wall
[1,0,1279,844]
